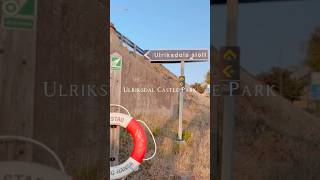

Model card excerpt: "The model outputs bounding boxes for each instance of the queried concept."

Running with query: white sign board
[144,49,209,63]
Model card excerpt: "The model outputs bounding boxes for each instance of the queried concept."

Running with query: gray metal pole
[221,0,238,180]
[178,60,185,141]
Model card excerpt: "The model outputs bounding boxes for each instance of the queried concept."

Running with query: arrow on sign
[223,65,234,78]
[144,50,151,60]
[179,76,185,81]
[223,49,237,60]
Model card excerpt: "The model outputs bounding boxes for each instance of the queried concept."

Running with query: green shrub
[182,130,192,143]
[152,127,160,137]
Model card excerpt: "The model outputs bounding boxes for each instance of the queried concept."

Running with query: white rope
[110,104,131,117]
[137,120,157,161]
[109,104,157,161]
[0,135,66,173]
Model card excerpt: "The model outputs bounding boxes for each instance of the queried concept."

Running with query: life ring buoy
[110,112,147,180]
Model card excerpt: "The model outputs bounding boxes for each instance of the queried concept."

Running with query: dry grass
[235,96,320,180]
[118,96,210,180]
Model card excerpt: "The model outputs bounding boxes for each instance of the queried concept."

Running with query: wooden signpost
[144,49,209,141]
[110,52,123,166]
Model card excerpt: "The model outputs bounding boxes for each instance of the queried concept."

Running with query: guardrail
[114,29,145,56]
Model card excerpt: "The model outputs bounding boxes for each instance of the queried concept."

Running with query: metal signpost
[1,0,37,30]
[222,1,239,180]
[178,65,185,141]
[144,49,209,141]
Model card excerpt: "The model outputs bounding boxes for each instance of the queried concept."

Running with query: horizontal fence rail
[114,29,145,56]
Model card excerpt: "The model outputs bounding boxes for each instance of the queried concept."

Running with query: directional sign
[111,52,122,71]
[144,49,209,63]
[179,76,185,88]
[219,47,240,80]
[143,49,208,141]
[1,0,37,30]
[212,46,240,96]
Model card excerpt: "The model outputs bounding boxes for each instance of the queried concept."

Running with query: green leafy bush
[182,130,192,143]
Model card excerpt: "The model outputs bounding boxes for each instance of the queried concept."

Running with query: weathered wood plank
[33,0,108,178]
[0,0,36,161]
[110,49,122,166]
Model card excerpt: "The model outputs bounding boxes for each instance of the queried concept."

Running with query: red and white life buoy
[110,112,147,180]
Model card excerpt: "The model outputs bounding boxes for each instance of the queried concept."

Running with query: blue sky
[111,0,210,84]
